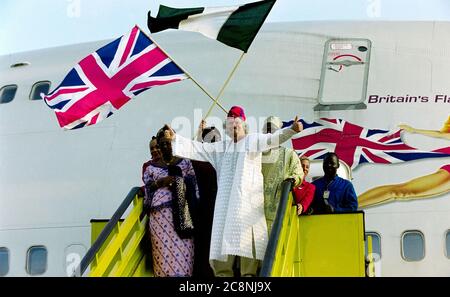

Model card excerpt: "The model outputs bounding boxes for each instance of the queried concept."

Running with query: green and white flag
[147,0,276,52]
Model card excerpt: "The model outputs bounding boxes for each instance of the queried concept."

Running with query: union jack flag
[283,118,450,169]
[43,25,187,130]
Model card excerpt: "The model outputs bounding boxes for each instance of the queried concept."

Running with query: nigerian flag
[147,0,276,52]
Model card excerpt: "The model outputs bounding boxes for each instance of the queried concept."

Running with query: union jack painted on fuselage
[43,25,187,130]
[283,118,450,169]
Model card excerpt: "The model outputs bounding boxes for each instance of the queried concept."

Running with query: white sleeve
[172,134,218,166]
[256,127,298,152]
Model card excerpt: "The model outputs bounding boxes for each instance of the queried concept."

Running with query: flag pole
[139,25,228,113]
[194,52,245,141]
[203,52,245,121]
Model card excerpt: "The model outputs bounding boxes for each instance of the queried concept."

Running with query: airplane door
[318,39,372,105]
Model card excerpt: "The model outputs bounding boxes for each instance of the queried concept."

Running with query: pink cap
[227,106,246,121]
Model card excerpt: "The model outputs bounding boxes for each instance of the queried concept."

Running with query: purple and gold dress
[143,159,197,277]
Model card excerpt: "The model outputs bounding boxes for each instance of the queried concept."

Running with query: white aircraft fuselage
[1,21,449,276]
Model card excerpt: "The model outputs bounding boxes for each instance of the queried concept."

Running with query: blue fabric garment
[311,176,358,213]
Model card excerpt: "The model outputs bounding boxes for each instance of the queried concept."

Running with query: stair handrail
[76,186,142,276]
[259,179,293,276]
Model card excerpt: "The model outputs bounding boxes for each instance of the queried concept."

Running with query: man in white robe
[164,106,303,276]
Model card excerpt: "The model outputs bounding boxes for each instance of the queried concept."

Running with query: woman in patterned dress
[143,127,198,277]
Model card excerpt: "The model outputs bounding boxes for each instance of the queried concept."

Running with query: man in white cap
[163,106,303,276]
[262,116,303,235]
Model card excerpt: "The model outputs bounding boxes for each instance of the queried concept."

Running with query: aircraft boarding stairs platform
[78,181,375,277]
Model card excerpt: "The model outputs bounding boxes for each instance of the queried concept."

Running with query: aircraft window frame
[401,230,425,262]
[29,81,51,101]
[365,231,382,259]
[445,230,450,259]
[26,246,48,276]
[0,247,10,276]
[0,84,18,104]
[64,244,87,277]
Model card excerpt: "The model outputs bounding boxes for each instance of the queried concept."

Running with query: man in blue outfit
[310,152,358,213]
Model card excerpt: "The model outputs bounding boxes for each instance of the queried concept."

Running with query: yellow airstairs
[260,181,373,277]
[78,182,375,277]
[78,187,152,277]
